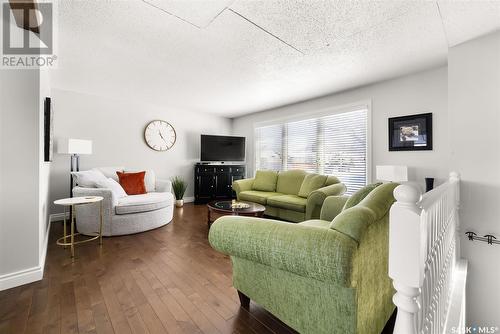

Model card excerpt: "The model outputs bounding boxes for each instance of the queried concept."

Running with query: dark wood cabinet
[196,174,215,202]
[194,164,246,204]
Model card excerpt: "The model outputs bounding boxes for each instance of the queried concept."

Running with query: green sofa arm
[306,183,346,220]
[208,216,357,286]
[232,178,254,199]
[320,196,349,221]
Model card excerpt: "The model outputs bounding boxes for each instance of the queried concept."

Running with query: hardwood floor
[0,203,395,334]
[0,204,298,334]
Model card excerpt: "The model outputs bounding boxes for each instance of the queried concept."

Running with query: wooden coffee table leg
[207,208,211,228]
[238,290,250,309]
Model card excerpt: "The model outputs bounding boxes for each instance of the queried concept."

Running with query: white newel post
[390,173,466,334]
[389,184,423,334]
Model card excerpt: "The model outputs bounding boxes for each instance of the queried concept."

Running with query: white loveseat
[73,167,174,236]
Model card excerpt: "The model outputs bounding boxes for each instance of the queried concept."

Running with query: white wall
[232,66,449,188]
[49,89,232,214]
[0,70,40,276]
[449,31,500,326]
[0,67,51,289]
[0,12,51,291]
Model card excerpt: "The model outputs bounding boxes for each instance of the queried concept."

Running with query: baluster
[389,184,423,334]
[450,172,461,262]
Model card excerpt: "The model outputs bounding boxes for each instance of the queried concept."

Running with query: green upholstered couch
[209,182,397,334]
[232,169,346,222]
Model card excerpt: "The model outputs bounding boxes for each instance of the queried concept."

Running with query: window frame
[253,100,373,186]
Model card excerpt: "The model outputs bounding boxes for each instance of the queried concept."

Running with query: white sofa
[73,167,174,236]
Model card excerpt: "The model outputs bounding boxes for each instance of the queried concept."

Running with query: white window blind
[255,107,368,194]
[286,118,319,173]
[255,124,283,171]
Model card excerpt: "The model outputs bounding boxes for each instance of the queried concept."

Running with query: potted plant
[171,176,188,208]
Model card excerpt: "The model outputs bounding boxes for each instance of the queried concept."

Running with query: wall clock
[144,120,176,151]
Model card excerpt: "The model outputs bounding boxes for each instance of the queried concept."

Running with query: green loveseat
[209,182,397,334]
[232,169,346,222]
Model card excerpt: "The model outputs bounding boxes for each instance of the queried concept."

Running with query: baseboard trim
[50,212,69,222]
[0,221,51,291]
[183,196,195,203]
[39,220,51,274]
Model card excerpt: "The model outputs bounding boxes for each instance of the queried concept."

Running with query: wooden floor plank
[90,302,114,334]
[59,281,79,334]
[98,279,133,334]
[74,276,97,333]
[129,269,187,334]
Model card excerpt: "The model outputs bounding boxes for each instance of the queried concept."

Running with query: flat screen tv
[201,135,245,162]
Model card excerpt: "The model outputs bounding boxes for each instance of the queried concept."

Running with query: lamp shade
[376,165,408,182]
[57,138,92,155]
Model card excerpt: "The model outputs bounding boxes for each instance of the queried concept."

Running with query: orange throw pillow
[116,171,147,195]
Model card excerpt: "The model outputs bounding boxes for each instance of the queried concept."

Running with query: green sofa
[232,169,346,222]
[209,182,397,334]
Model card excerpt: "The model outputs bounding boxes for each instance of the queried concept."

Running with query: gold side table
[54,196,104,258]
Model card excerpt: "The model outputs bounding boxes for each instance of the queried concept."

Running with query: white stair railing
[389,172,468,334]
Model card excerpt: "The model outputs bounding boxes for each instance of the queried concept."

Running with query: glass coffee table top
[207,200,266,214]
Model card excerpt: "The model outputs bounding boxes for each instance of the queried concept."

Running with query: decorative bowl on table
[231,200,250,209]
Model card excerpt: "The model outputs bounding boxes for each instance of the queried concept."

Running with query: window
[255,124,283,171]
[255,106,368,194]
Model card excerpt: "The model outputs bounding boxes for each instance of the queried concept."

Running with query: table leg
[63,206,67,249]
[99,201,103,245]
[70,205,75,258]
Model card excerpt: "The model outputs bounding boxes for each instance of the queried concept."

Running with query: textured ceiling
[51,0,500,117]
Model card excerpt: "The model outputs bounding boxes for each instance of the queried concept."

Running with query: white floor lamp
[57,138,93,198]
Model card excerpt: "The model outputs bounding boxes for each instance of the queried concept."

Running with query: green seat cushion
[276,170,307,195]
[298,174,328,198]
[252,170,279,192]
[298,219,331,229]
[342,183,382,211]
[267,195,307,213]
[239,191,283,205]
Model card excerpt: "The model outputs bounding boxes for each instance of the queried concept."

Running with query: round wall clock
[144,120,176,151]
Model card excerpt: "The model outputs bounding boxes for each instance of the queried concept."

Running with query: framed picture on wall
[43,97,53,162]
[388,113,432,151]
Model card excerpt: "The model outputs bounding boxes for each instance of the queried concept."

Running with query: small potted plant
[171,176,188,208]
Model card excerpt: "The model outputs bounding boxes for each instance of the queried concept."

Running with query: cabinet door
[215,173,232,198]
[231,166,245,174]
[197,174,215,200]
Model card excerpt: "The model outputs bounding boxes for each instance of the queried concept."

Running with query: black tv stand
[194,163,246,204]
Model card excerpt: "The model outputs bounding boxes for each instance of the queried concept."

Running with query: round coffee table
[207,200,266,227]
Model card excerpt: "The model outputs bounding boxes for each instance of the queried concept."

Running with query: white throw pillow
[92,166,125,181]
[125,169,155,193]
[96,178,127,199]
[71,170,107,188]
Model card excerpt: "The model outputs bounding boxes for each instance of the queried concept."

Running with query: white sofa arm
[156,178,172,193]
[73,186,115,207]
